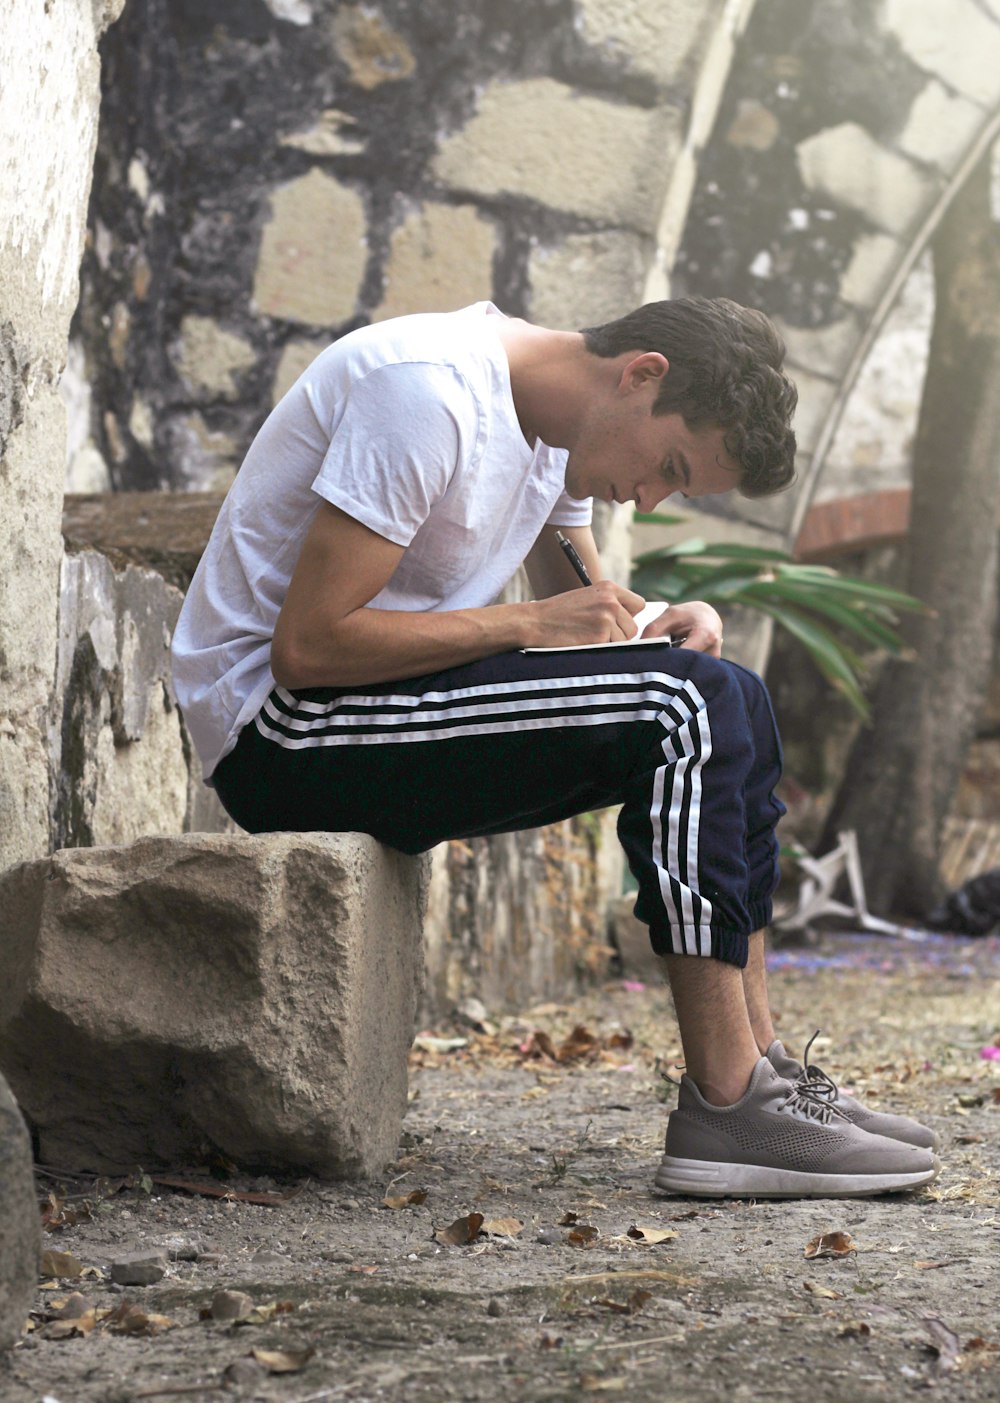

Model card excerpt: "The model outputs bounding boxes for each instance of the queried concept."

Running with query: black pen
[555,530,593,587]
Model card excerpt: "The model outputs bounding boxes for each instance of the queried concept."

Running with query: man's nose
[635,483,665,514]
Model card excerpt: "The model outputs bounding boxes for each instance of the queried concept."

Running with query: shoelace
[782,1030,849,1123]
[781,1083,839,1123]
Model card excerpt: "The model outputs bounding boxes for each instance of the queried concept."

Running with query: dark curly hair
[581,297,797,498]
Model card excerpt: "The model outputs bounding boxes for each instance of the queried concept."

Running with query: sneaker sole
[654,1154,940,1199]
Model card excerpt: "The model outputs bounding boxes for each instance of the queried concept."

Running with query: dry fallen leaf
[250,1345,315,1374]
[593,1290,652,1315]
[434,1212,484,1247]
[803,1281,844,1300]
[151,1176,299,1206]
[566,1225,600,1247]
[557,1025,600,1061]
[580,1375,627,1392]
[626,1225,679,1245]
[40,1194,91,1233]
[922,1317,962,1372]
[246,1300,296,1324]
[838,1321,872,1339]
[40,1315,100,1340]
[519,1030,558,1060]
[481,1217,524,1237]
[383,1188,429,1210]
[804,1231,857,1260]
[106,1303,175,1337]
[40,1250,84,1279]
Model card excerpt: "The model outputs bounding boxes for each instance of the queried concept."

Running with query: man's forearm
[271,599,542,690]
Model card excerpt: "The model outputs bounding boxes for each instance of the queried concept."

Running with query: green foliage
[631,516,929,720]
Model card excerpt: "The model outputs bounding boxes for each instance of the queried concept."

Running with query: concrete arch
[670,0,1000,552]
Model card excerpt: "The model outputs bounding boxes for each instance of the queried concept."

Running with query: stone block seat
[0,832,428,1179]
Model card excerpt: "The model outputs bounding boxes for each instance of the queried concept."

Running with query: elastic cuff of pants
[746,899,773,933]
[711,927,749,968]
[647,926,749,969]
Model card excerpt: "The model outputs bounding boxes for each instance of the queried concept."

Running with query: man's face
[563,355,741,511]
[565,413,739,512]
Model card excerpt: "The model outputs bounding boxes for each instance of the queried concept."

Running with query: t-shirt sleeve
[546,488,593,529]
[311,362,478,547]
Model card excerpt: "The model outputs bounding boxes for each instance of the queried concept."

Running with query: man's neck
[494,318,598,450]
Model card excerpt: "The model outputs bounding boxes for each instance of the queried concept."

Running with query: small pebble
[338,1199,361,1212]
[109,1251,167,1286]
[167,1242,203,1262]
[320,1249,354,1263]
[487,1297,504,1317]
[250,1249,289,1266]
[224,1357,265,1386]
[536,1227,562,1246]
[210,1289,254,1322]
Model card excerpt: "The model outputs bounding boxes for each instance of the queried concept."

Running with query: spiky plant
[631,514,928,720]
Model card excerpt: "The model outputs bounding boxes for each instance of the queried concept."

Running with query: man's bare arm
[271,503,644,689]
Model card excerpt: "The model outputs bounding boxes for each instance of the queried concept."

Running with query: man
[172,296,938,1197]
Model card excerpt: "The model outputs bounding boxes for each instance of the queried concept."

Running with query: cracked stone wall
[0,0,126,874]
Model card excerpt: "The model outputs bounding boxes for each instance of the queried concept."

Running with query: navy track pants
[212,644,785,968]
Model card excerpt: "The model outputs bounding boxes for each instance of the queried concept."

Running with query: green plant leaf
[628,527,927,717]
[752,601,871,720]
[633,511,689,527]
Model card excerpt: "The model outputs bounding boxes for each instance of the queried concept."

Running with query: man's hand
[639,600,725,657]
[527,580,646,647]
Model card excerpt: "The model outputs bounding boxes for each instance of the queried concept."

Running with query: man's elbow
[271,630,312,690]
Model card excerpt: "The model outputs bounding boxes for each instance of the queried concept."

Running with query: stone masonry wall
[673,0,1000,547]
[67,0,732,495]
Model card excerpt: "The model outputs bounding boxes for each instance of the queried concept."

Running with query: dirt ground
[4,930,998,1403]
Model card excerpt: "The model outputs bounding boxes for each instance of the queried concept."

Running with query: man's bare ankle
[688,1056,759,1107]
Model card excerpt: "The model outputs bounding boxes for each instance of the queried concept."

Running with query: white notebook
[523,601,674,653]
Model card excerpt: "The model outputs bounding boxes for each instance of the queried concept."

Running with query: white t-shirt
[171,302,592,779]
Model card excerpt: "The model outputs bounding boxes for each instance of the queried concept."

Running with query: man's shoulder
[325,303,501,377]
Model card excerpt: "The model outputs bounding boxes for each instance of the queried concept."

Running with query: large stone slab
[0,833,428,1180]
[0,1073,37,1351]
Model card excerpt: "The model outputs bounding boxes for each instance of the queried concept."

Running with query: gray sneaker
[655,1058,939,1198]
[766,1037,938,1150]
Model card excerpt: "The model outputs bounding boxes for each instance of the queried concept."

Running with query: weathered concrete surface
[0,832,428,1179]
[59,504,234,839]
[432,78,680,233]
[61,493,225,597]
[53,549,189,850]
[0,0,124,874]
[0,1073,37,1352]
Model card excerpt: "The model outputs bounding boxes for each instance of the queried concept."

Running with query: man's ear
[618,352,669,394]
